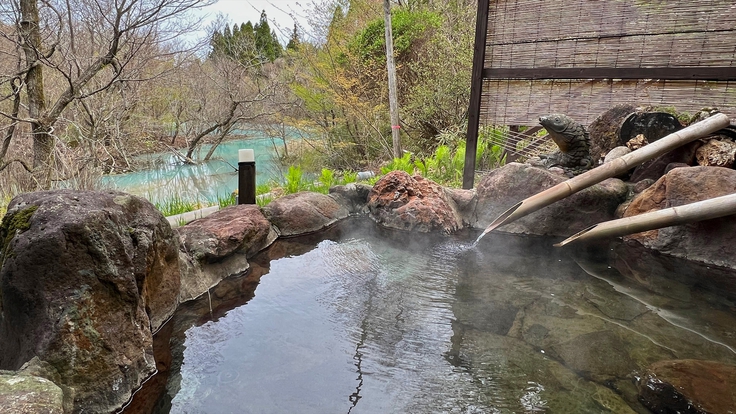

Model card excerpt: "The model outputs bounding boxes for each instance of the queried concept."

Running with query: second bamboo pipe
[555,192,736,246]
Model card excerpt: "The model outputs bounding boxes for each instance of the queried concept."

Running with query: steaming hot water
[133,219,736,413]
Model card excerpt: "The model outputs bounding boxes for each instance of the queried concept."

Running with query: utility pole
[383,0,401,158]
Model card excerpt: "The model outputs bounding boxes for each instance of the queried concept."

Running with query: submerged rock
[0,190,180,413]
[177,204,277,301]
[367,171,463,233]
[622,166,736,269]
[263,191,350,237]
[473,163,628,237]
[637,359,736,414]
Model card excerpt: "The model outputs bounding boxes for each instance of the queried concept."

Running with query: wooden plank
[485,31,736,69]
[482,67,736,81]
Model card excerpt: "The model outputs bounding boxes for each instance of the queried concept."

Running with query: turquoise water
[102,134,292,205]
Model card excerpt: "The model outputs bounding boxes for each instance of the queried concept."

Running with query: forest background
[0,0,486,214]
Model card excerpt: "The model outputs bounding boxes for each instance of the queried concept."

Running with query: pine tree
[286,24,300,51]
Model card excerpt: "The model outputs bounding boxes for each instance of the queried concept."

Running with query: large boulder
[263,191,349,237]
[622,166,736,269]
[177,204,277,301]
[637,360,736,414]
[473,163,629,236]
[367,171,463,233]
[0,190,180,413]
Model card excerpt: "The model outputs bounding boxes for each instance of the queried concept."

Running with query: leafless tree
[0,0,212,183]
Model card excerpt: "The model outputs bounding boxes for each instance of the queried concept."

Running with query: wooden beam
[463,0,490,189]
[483,67,736,81]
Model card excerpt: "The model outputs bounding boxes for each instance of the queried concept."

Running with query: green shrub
[342,170,358,184]
[311,168,335,194]
[381,152,414,175]
[284,165,306,194]
[218,192,237,208]
[155,195,201,217]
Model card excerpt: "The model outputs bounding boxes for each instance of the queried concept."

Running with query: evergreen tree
[253,10,283,62]
[209,12,283,65]
[286,24,300,51]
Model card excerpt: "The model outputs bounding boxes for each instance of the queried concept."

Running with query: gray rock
[0,190,179,413]
[0,372,65,414]
[329,183,372,215]
[263,191,349,237]
[630,140,701,183]
[603,146,631,163]
[446,188,477,227]
[473,163,628,236]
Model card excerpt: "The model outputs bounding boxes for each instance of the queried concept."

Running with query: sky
[198,0,311,42]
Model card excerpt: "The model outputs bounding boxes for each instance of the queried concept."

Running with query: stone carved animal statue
[537,114,594,176]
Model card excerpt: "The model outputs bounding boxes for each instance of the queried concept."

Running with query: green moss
[0,205,38,258]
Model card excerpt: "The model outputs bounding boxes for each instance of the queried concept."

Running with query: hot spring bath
[129,219,736,413]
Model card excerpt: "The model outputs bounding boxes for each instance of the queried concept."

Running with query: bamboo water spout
[555,192,736,247]
[477,112,731,241]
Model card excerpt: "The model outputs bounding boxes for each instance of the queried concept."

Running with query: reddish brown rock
[178,205,275,262]
[637,360,736,414]
[263,191,349,237]
[623,166,736,269]
[177,204,277,301]
[367,171,463,233]
[0,190,179,413]
[473,163,628,237]
[695,138,736,168]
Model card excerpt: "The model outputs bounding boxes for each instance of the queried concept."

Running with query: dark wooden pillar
[462,0,491,189]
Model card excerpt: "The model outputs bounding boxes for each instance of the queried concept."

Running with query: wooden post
[383,0,401,159]
[462,0,490,189]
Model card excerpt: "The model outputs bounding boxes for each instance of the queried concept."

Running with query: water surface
[138,220,736,413]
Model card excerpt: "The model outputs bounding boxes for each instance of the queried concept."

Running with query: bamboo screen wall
[480,0,736,126]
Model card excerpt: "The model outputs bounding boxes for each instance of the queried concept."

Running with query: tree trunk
[383,0,401,159]
[19,0,51,171]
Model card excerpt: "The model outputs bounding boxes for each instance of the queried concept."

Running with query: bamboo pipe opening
[484,201,522,234]
[554,224,598,247]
